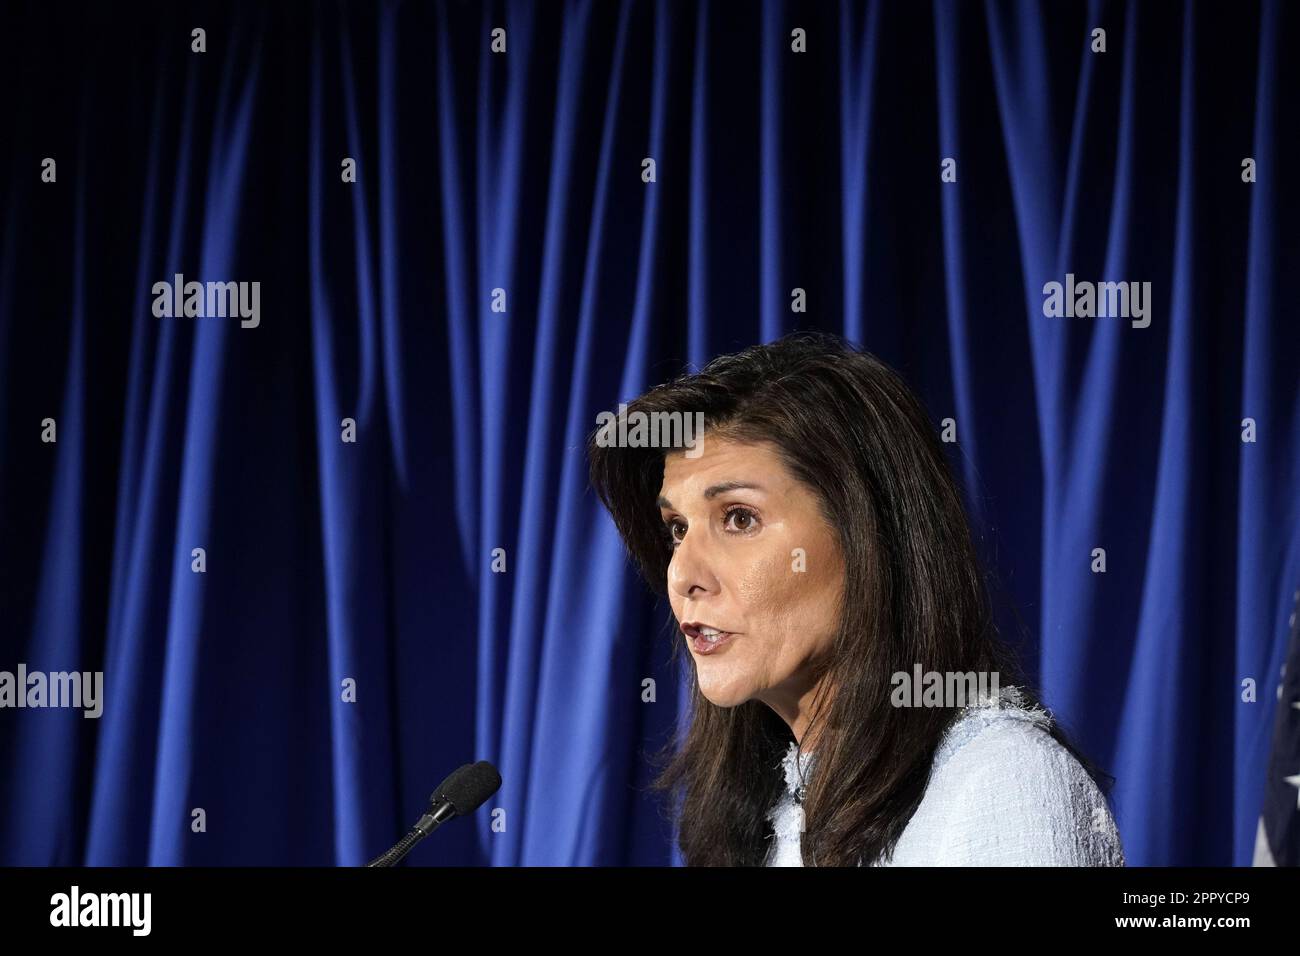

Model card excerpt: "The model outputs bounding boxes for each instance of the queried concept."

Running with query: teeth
[698,626,722,636]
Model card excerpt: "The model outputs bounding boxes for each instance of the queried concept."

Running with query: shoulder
[918,687,1125,866]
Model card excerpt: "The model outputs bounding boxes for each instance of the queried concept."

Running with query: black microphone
[365,761,502,867]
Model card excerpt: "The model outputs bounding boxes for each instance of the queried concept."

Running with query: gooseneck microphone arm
[365,761,502,867]
[365,802,458,867]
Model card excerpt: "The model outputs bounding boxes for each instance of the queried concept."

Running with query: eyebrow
[656,481,766,511]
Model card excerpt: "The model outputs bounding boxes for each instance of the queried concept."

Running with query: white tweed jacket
[764,685,1125,866]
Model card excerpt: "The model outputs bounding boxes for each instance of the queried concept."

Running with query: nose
[667,525,720,600]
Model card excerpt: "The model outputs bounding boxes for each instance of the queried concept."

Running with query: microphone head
[431,761,502,816]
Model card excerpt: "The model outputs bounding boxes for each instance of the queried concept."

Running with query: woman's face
[657,434,845,724]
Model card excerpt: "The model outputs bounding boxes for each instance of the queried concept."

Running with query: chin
[696,676,756,708]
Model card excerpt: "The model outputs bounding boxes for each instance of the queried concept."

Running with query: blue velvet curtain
[1,0,1296,866]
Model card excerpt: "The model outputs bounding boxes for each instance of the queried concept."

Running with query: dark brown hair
[587,331,1112,866]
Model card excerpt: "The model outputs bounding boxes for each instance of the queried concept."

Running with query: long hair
[587,331,1112,866]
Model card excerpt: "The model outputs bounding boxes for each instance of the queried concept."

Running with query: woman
[587,331,1124,866]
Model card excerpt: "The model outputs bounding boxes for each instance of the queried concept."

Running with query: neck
[760,674,834,751]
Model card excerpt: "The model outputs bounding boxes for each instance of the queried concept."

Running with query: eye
[663,517,686,547]
[723,506,759,533]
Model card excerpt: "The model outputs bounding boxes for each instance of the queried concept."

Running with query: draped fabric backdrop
[1,0,1297,866]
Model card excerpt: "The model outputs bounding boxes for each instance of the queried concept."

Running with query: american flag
[1254,586,1300,866]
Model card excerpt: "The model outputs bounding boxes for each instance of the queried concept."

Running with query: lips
[681,621,737,655]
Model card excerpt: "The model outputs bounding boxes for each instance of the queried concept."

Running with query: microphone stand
[366,802,458,867]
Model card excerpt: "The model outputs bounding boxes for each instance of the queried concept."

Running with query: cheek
[735,535,841,636]
[734,548,791,613]
[738,538,837,621]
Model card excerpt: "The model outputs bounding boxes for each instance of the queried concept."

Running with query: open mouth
[681,622,737,655]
